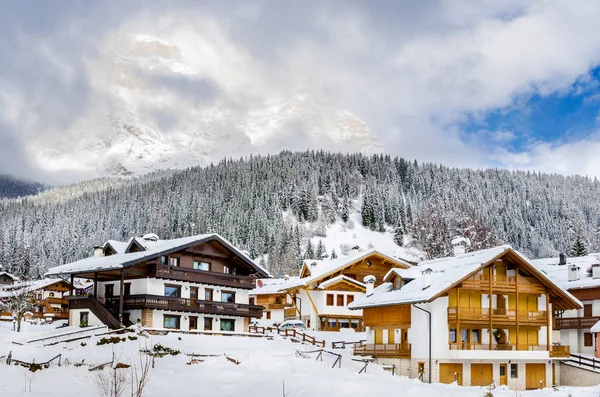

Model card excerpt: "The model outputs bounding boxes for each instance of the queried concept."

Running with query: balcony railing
[555,316,600,330]
[150,263,256,289]
[353,343,411,358]
[447,307,547,325]
[448,343,568,355]
[106,294,263,318]
[461,274,546,293]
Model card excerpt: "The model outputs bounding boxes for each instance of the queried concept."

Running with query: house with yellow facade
[349,245,581,390]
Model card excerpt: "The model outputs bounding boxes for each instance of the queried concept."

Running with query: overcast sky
[2,0,600,183]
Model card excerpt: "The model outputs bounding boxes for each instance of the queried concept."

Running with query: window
[336,295,345,306]
[328,319,337,329]
[49,292,55,297]
[585,332,593,347]
[124,283,131,296]
[510,363,518,378]
[275,296,282,304]
[79,312,89,327]
[220,319,235,331]
[584,304,593,317]
[105,284,114,298]
[193,261,210,271]
[160,256,167,265]
[500,364,506,377]
[189,316,197,330]
[472,329,480,343]
[326,294,334,306]
[339,319,350,328]
[164,285,181,297]
[351,319,360,329]
[461,329,469,343]
[347,295,354,304]
[190,287,198,300]
[221,291,235,303]
[449,329,457,343]
[223,266,231,274]
[204,317,213,331]
[266,311,271,320]
[163,315,180,329]
[169,257,180,267]
[205,289,213,301]
[249,297,255,305]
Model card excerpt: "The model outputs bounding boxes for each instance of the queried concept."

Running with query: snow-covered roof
[349,245,582,311]
[0,271,19,281]
[296,249,413,288]
[592,319,600,333]
[0,278,71,298]
[384,267,422,282]
[531,253,600,290]
[318,274,366,290]
[46,233,269,278]
[451,236,471,246]
[250,277,301,295]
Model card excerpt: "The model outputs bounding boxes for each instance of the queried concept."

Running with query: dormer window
[393,278,402,290]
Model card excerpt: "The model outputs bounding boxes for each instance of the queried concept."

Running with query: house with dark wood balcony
[0,278,75,322]
[531,253,600,355]
[349,245,581,391]
[45,233,269,332]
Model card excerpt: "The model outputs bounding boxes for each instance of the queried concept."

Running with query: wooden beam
[119,270,124,324]
[457,287,461,349]
[489,270,493,350]
[93,272,98,297]
[516,268,519,350]
[303,288,320,316]
[546,291,550,351]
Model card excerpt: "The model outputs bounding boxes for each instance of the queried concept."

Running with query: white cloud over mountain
[2,1,600,182]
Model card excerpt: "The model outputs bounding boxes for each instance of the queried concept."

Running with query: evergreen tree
[304,239,315,260]
[394,224,404,247]
[331,248,338,259]
[315,239,326,259]
[570,234,588,257]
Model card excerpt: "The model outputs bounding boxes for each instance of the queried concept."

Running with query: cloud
[2,1,600,182]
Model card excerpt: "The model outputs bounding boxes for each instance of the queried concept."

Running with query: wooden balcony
[447,307,547,326]
[106,294,263,318]
[354,343,411,358]
[461,274,546,293]
[448,343,568,355]
[150,263,256,289]
[45,297,68,305]
[267,303,294,310]
[555,316,600,330]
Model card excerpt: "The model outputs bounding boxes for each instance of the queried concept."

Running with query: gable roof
[317,275,366,291]
[250,277,301,295]
[384,267,422,282]
[531,253,600,290]
[0,278,72,298]
[291,249,412,291]
[0,271,19,281]
[46,234,269,278]
[349,245,582,311]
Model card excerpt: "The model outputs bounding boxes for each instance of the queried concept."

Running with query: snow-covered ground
[0,321,599,396]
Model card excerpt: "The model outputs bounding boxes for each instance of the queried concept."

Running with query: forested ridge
[1,151,599,278]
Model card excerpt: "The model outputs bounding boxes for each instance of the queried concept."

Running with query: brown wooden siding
[363,305,411,328]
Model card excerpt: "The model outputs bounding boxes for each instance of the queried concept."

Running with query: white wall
[150,309,245,332]
[70,308,103,327]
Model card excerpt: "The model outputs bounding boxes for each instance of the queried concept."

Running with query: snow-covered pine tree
[304,239,315,260]
[570,234,588,257]
[331,249,338,259]
[394,223,404,247]
[316,239,326,259]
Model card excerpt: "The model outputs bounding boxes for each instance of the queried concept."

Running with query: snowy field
[0,322,599,397]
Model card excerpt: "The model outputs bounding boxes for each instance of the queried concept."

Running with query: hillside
[0,151,599,278]
[0,175,44,199]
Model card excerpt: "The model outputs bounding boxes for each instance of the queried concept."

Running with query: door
[470,364,493,386]
[387,329,395,344]
[189,316,197,330]
[105,284,114,298]
[499,364,508,386]
[124,283,131,296]
[526,364,546,389]
[374,329,383,344]
[190,287,198,300]
[439,363,463,385]
[584,304,592,317]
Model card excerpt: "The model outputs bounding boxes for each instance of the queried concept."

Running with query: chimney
[451,236,470,256]
[559,253,567,266]
[568,265,580,282]
[283,274,290,281]
[422,268,433,290]
[93,246,104,257]
[364,275,376,295]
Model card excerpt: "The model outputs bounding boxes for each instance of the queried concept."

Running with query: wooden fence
[248,325,325,347]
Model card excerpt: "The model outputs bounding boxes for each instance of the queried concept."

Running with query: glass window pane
[165,286,180,297]
[193,261,210,271]
[221,292,235,303]
[163,316,179,329]
[220,319,234,331]
[449,329,457,343]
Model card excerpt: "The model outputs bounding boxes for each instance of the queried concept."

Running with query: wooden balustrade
[448,343,568,354]
[353,343,411,358]
[461,274,545,293]
[447,307,547,325]
[149,263,256,289]
[106,294,263,318]
[555,316,600,330]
